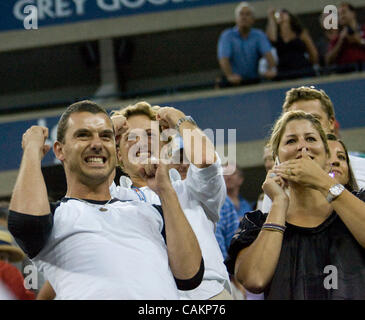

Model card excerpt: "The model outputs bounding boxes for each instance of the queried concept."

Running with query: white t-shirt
[110,159,231,300]
[261,154,365,213]
[33,198,179,300]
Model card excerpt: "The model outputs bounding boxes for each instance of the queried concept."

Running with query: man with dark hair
[56,100,110,143]
[8,100,203,299]
[326,2,365,65]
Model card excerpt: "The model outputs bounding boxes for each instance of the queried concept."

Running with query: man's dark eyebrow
[73,128,91,136]
[100,129,114,135]
[73,128,114,136]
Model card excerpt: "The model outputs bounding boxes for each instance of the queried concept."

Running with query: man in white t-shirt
[262,86,365,213]
[110,101,232,300]
[8,100,203,299]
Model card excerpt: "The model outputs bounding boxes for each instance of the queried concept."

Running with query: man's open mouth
[84,156,107,164]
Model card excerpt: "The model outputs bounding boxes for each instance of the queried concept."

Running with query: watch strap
[175,116,197,132]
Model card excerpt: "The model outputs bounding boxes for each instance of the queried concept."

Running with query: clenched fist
[22,126,51,159]
[156,107,186,130]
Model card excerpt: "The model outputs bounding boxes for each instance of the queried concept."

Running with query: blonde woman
[226,111,365,299]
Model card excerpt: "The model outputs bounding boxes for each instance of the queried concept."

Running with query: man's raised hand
[111,115,128,146]
[22,126,51,159]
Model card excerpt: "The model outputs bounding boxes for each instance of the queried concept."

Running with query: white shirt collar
[119,175,133,188]
[169,168,181,182]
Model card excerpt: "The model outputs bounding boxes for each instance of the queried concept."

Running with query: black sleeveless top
[274,34,312,73]
[225,189,365,299]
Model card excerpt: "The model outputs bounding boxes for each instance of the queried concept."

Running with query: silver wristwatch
[175,116,197,132]
[326,184,345,203]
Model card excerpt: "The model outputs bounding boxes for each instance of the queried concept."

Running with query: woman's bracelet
[262,223,287,234]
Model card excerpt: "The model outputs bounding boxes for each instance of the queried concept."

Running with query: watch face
[327,184,344,203]
[331,184,343,196]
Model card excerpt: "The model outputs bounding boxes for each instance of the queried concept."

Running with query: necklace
[72,198,113,212]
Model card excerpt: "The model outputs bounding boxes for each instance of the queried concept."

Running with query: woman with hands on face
[225,110,365,299]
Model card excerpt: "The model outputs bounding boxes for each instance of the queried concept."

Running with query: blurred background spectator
[0,230,35,300]
[317,12,339,66]
[0,201,45,298]
[266,8,319,79]
[223,164,253,220]
[215,163,240,260]
[217,2,277,87]
[326,2,365,67]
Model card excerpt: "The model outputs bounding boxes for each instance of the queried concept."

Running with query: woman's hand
[262,169,289,203]
[273,148,334,193]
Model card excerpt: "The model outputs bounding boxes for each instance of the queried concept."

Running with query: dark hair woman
[266,8,319,79]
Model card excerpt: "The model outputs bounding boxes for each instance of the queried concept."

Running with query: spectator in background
[0,230,35,300]
[326,2,365,66]
[317,12,339,66]
[215,197,239,260]
[215,164,241,299]
[215,164,240,260]
[217,2,277,87]
[266,8,319,79]
[217,164,264,300]
[0,202,46,296]
[224,164,253,219]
